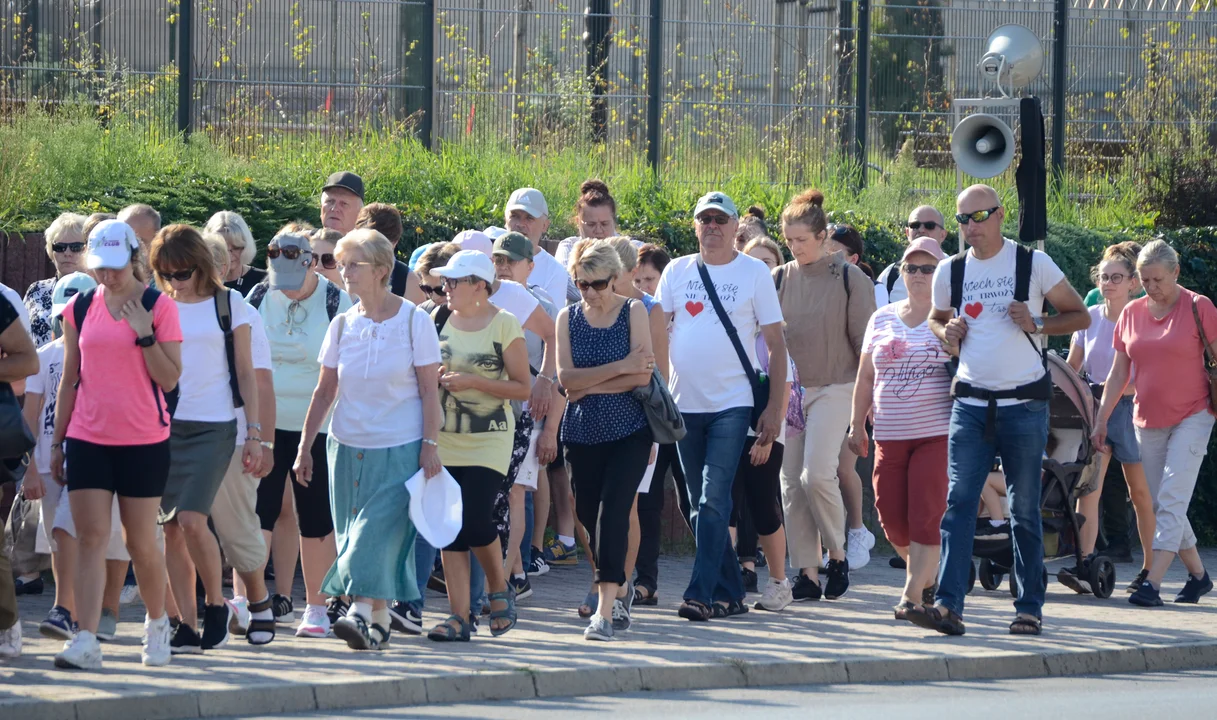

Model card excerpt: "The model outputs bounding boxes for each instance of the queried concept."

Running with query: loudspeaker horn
[951,113,1016,179]
[979,24,1044,94]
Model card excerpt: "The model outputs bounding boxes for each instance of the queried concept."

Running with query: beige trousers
[210,451,268,575]
[781,382,853,569]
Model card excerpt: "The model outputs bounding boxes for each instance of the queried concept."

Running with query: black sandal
[427,614,471,642]
[906,604,966,636]
[894,600,918,621]
[246,597,276,646]
[711,600,749,619]
[678,599,712,622]
[634,586,658,606]
[1009,616,1042,636]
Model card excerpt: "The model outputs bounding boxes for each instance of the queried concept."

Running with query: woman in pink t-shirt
[51,219,182,670]
[1095,240,1217,608]
[848,237,952,621]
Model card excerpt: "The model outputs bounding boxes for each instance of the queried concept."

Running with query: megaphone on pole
[951,112,1016,179]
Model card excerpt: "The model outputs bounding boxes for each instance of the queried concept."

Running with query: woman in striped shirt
[848,237,953,621]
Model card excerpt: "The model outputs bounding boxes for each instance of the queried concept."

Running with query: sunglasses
[902,263,938,276]
[696,214,731,226]
[575,277,613,292]
[906,221,940,231]
[1099,273,1127,284]
[266,246,309,261]
[442,276,480,289]
[318,253,337,270]
[955,206,1001,225]
[159,267,196,282]
[52,242,87,254]
[419,283,447,296]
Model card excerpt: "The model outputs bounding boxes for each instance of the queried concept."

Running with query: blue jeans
[937,399,1049,619]
[522,489,535,563]
[677,406,751,605]
[412,535,437,610]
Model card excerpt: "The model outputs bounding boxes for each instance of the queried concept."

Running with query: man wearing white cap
[504,188,571,308]
[657,191,787,622]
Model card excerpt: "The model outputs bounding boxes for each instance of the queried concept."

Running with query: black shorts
[66,437,171,498]
[445,465,504,552]
[546,439,566,472]
[256,429,334,539]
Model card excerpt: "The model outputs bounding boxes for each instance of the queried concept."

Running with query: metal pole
[854,0,870,190]
[1051,0,1068,184]
[835,0,854,155]
[176,0,194,138]
[646,0,662,174]
[585,0,612,143]
[417,0,436,148]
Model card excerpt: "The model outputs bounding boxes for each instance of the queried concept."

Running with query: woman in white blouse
[294,229,443,651]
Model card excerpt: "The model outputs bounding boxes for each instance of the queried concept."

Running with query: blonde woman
[24,212,88,347]
[206,211,266,296]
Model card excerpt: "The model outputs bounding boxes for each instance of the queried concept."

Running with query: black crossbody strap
[696,256,759,387]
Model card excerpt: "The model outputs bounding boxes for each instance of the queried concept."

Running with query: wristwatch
[1031,316,1045,335]
[261,441,275,451]
[135,334,156,347]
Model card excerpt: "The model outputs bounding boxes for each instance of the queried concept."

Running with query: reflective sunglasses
[696,214,731,226]
[266,246,309,261]
[1099,273,1127,284]
[906,220,940,231]
[902,263,938,276]
[52,242,86,254]
[318,253,337,270]
[954,206,1001,225]
[419,282,447,297]
[159,267,197,282]
[575,277,613,292]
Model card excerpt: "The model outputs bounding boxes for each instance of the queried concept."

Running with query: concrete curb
[7,641,1217,720]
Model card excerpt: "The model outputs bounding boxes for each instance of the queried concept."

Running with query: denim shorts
[1106,395,1141,464]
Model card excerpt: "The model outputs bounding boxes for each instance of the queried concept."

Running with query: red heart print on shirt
[964,302,983,319]
[686,301,705,317]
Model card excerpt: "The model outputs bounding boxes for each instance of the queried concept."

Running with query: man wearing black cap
[321,172,365,237]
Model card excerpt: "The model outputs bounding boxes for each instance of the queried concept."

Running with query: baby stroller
[970,352,1118,599]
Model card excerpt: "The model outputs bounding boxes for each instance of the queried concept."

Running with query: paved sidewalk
[3,550,1217,720]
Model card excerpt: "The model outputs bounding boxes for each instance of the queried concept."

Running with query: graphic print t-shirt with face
[437,310,525,475]
[930,238,1065,406]
[656,252,784,413]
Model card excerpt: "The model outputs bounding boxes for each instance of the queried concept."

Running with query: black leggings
[446,465,504,552]
[256,430,334,539]
[730,438,784,557]
[566,427,653,586]
[636,442,686,593]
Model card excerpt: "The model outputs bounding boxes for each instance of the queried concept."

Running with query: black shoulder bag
[696,257,768,429]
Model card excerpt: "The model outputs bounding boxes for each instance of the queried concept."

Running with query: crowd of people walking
[1,170,1215,667]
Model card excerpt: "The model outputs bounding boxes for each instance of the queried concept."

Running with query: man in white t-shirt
[657,191,787,621]
[504,188,573,307]
[876,205,949,304]
[920,184,1089,637]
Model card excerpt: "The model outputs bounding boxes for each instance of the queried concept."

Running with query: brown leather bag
[1190,295,1217,409]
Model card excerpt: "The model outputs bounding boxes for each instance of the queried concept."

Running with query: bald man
[913,184,1088,638]
[876,205,948,304]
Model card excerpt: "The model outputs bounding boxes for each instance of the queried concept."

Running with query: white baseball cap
[405,467,463,549]
[483,226,509,240]
[453,229,493,257]
[86,219,141,271]
[51,272,98,318]
[433,249,496,284]
[693,191,739,219]
[506,188,549,219]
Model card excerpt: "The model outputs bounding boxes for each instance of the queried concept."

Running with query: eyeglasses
[575,277,613,292]
[696,214,731,226]
[442,276,482,290]
[159,267,196,282]
[318,253,337,270]
[52,242,86,254]
[906,221,940,231]
[337,261,371,273]
[902,263,938,276]
[266,246,310,261]
[1099,273,1127,284]
[419,283,447,296]
[955,206,1001,225]
[284,300,310,336]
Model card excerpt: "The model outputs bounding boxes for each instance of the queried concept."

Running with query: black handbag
[0,382,35,483]
[695,257,769,429]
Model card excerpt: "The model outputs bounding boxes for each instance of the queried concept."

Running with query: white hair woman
[1094,239,1217,607]
[24,212,88,347]
[205,211,265,296]
[294,229,442,650]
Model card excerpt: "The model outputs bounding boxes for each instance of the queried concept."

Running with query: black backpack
[884,263,900,296]
[946,241,1043,365]
[246,279,342,322]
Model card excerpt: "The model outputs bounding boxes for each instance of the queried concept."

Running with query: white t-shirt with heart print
[930,238,1065,406]
[656,251,784,413]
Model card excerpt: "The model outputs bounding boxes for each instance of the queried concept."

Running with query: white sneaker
[0,622,21,659]
[141,615,172,667]
[229,596,251,636]
[846,526,876,570]
[120,584,141,606]
[54,629,102,670]
[296,604,331,638]
[756,577,793,612]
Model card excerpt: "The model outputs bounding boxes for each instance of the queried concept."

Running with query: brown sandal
[906,603,965,636]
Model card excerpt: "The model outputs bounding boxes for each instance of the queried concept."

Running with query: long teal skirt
[322,436,421,602]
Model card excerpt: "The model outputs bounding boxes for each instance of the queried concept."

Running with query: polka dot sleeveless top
[560,299,648,445]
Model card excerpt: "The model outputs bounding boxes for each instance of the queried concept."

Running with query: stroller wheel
[1088,556,1117,599]
[966,560,977,594]
[978,558,1002,592]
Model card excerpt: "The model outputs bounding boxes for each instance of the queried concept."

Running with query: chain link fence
[1,0,1214,192]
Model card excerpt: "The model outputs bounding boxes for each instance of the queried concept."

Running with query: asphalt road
[233,669,1217,719]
